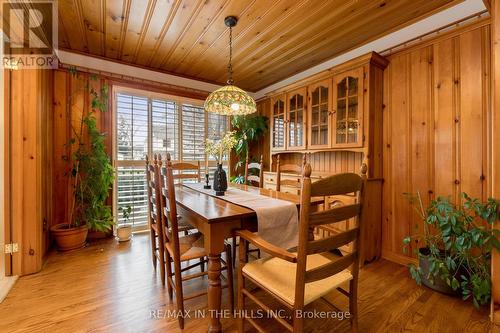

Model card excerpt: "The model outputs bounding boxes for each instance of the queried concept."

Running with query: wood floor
[0,233,495,333]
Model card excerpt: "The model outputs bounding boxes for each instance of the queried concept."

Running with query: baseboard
[0,275,18,303]
[381,250,418,266]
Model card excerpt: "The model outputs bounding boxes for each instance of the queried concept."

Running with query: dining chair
[159,153,234,329]
[145,154,166,285]
[244,155,264,187]
[231,155,264,264]
[275,154,307,193]
[236,163,366,333]
[171,160,202,183]
[170,160,201,235]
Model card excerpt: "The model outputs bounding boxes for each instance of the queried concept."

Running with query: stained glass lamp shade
[204,16,257,116]
[204,85,256,116]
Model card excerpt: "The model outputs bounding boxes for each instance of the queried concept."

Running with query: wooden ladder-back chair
[244,155,264,188]
[276,154,306,193]
[145,154,166,285]
[236,163,366,333]
[170,161,202,235]
[171,160,202,183]
[159,153,234,329]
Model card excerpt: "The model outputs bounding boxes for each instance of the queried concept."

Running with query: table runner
[182,183,299,251]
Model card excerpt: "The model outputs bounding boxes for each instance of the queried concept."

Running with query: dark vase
[213,163,227,196]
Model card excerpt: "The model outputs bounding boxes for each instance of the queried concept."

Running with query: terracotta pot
[50,224,88,251]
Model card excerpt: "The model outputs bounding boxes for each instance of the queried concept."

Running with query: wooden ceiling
[58,0,461,91]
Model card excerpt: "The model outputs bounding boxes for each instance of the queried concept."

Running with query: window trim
[112,85,230,230]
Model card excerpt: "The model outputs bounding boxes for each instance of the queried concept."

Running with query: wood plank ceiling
[58,0,462,91]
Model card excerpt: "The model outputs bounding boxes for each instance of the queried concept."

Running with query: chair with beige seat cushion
[159,153,234,330]
[236,164,365,333]
[170,160,201,234]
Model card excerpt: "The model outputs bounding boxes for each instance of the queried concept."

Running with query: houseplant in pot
[229,114,268,184]
[117,205,132,242]
[403,192,500,307]
[51,69,115,251]
[205,131,237,195]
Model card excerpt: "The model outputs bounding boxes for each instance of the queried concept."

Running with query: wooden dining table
[174,183,320,332]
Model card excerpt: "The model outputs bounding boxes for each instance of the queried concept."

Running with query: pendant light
[204,16,257,116]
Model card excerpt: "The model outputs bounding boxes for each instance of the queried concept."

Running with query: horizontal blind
[152,98,178,160]
[181,103,205,161]
[116,93,149,161]
[116,167,148,227]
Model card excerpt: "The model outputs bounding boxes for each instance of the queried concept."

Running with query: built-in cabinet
[262,52,388,264]
[308,79,331,149]
[269,52,385,154]
[332,68,364,147]
[271,95,286,151]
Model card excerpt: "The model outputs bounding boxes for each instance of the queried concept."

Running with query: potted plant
[403,192,500,307]
[51,69,115,251]
[205,131,237,195]
[229,114,268,184]
[116,205,132,242]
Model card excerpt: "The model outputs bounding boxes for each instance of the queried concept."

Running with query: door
[332,68,364,148]
[308,79,332,149]
[286,88,306,150]
[270,94,286,151]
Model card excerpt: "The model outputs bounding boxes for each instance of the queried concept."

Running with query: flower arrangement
[205,131,237,164]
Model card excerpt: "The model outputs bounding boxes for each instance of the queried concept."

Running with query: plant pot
[50,224,88,251]
[116,225,132,242]
[418,248,461,296]
[213,163,228,196]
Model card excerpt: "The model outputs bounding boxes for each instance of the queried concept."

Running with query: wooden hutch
[259,52,388,264]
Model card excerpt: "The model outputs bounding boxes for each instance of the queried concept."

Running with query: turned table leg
[208,253,222,333]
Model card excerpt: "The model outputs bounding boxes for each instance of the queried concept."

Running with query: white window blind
[181,104,206,162]
[116,93,149,161]
[152,99,178,160]
[114,90,229,228]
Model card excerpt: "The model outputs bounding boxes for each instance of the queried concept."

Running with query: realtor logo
[1,0,58,69]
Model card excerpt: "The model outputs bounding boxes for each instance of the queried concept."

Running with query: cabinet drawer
[264,174,276,184]
[263,183,276,191]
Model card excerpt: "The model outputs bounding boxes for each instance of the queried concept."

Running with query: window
[114,88,228,229]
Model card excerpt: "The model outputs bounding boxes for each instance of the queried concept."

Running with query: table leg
[208,253,222,333]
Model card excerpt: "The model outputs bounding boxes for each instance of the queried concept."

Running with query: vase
[213,163,227,196]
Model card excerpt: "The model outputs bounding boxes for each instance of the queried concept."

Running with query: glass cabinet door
[271,95,286,151]
[308,80,331,148]
[332,68,364,147]
[286,88,306,150]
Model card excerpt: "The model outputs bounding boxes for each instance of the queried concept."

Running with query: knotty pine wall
[4,69,53,275]
[382,22,492,264]
[52,70,112,230]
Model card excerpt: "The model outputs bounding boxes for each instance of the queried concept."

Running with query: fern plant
[65,68,114,232]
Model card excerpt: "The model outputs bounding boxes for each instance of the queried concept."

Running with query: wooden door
[308,79,332,149]
[332,68,364,148]
[286,88,306,150]
[270,94,286,151]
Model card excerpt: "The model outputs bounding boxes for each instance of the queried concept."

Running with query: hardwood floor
[0,233,494,333]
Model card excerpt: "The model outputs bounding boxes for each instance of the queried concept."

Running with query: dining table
[174,182,322,332]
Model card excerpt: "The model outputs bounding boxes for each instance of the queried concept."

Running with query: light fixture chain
[227,26,233,85]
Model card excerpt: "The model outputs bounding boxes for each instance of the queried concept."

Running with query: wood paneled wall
[491,0,500,325]
[5,69,53,275]
[52,70,112,229]
[382,23,492,264]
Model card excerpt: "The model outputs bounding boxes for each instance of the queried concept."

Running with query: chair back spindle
[245,154,264,187]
